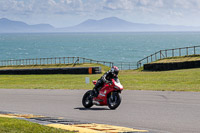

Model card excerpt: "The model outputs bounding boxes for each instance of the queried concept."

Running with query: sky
[1,0,200,28]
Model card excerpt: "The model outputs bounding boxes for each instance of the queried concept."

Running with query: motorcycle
[82,78,123,110]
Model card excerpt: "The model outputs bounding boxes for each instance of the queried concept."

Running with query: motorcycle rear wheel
[107,92,121,110]
[82,90,93,108]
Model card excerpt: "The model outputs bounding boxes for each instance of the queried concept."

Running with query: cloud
[103,0,134,10]
[1,0,200,27]
[0,0,84,15]
[1,0,200,17]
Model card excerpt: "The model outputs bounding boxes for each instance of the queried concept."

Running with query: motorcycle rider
[92,66,119,97]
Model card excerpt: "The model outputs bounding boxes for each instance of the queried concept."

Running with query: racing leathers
[93,70,118,97]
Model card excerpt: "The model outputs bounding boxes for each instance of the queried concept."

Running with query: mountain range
[0,17,200,33]
[0,18,54,33]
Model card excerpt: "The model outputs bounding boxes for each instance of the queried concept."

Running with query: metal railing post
[155,53,157,60]
[59,57,61,64]
[78,57,80,64]
[160,50,161,59]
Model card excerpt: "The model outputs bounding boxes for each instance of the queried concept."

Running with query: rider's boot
[92,87,99,97]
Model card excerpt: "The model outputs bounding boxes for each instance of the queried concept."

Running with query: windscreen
[114,77,120,83]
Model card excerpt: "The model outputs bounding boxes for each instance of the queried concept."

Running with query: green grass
[0,117,72,133]
[120,68,200,91]
[152,54,200,63]
[0,68,200,91]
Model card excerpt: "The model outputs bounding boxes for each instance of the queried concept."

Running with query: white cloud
[103,0,134,10]
[1,0,200,27]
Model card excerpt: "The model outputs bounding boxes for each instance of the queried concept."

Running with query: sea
[1,32,200,68]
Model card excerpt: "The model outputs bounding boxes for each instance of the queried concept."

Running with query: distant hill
[60,17,200,32]
[1,17,200,33]
[0,18,54,33]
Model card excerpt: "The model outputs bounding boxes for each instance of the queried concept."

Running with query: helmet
[111,66,119,76]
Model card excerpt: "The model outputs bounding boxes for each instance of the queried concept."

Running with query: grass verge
[0,67,200,91]
[151,54,200,63]
[0,117,72,133]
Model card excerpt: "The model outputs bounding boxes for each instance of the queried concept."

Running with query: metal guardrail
[0,56,137,70]
[114,62,137,70]
[137,45,200,68]
[0,57,114,68]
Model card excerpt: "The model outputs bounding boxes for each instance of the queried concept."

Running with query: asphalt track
[0,89,200,133]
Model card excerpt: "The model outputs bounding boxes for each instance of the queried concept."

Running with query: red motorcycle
[82,78,123,110]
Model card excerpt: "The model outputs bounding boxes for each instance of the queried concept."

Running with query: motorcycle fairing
[94,83,116,105]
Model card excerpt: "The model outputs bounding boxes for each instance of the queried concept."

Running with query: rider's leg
[93,79,103,97]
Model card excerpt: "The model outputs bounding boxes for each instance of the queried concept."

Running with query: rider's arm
[101,71,111,83]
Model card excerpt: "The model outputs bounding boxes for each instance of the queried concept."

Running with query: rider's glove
[109,81,113,85]
[105,80,110,83]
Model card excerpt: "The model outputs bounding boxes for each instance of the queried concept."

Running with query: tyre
[107,92,121,110]
[82,90,93,108]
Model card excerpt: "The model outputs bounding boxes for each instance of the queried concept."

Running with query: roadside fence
[0,56,137,70]
[137,45,200,68]
[114,62,137,70]
[0,57,114,68]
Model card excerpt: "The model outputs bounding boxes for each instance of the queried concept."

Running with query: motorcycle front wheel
[107,92,121,110]
[82,90,93,108]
